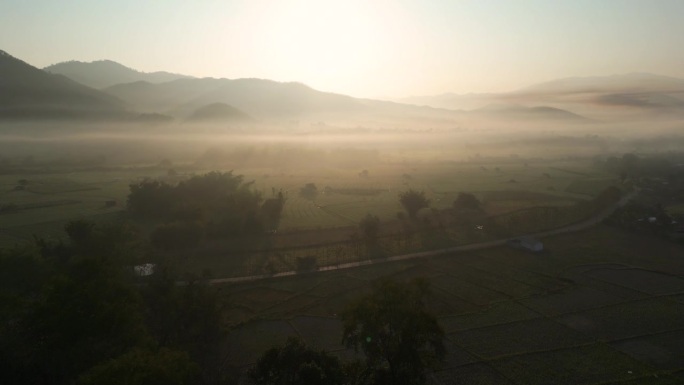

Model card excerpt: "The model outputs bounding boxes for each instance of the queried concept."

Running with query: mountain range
[44,60,192,89]
[397,73,684,121]
[0,50,124,120]
[3,50,684,125]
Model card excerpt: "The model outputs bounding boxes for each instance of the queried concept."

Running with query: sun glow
[241,0,406,95]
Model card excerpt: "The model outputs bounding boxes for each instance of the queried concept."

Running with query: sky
[2,0,684,98]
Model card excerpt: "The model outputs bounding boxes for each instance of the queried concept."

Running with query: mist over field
[3,1,684,384]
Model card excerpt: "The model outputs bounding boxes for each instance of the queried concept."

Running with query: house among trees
[507,236,544,252]
[133,263,156,276]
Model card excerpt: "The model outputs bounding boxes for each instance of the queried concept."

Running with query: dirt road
[204,189,638,285]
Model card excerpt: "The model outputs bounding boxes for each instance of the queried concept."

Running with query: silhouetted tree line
[127,171,285,248]
[601,152,676,180]
[0,221,230,385]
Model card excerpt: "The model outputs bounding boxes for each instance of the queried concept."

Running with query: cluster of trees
[602,152,676,181]
[127,171,285,249]
[0,221,230,385]
[249,278,445,385]
[299,183,318,200]
[0,218,446,385]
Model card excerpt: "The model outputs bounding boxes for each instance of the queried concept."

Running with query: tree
[593,185,622,209]
[359,214,380,245]
[261,192,286,232]
[23,246,150,384]
[359,214,383,258]
[300,183,318,200]
[76,348,199,385]
[140,272,227,384]
[248,337,345,385]
[150,221,203,250]
[0,221,231,385]
[127,180,175,219]
[453,192,482,211]
[341,279,445,385]
[398,190,430,220]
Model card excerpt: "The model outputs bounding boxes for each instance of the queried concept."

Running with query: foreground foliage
[248,337,345,385]
[0,221,228,385]
[342,278,446,385]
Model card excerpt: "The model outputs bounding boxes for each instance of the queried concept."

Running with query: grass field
[2,153,681,383]
[218,225,684,384]
[0,158,619,265]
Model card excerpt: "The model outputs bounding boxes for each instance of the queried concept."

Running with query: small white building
[133,263,156,276]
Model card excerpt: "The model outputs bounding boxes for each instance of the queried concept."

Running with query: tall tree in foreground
[248,337,345,385]
[76,348,199,385]
[341,278,445,385]
[398,190,430,220]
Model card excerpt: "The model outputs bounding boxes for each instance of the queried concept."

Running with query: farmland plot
[490,344,654,385]
[450,317,592,359]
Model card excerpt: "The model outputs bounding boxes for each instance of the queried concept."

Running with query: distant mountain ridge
[104,77,367,119]
[0,50,125,120]
[472,104,594,123]
[7,51,683,124]
[44,60,193,89]
[394,73,684,121]
[518,73,684,94]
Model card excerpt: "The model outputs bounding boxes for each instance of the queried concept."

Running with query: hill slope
[0,50,125,120]
[186,103,253,123]
[472,104,594,123]
[394,73,684,121]
[44,60,193,89]
[105,78,367,119]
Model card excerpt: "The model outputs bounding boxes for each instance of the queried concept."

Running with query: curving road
[204,189,639,285]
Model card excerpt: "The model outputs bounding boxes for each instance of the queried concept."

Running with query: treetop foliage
[248,337,345,385]
[0,220,227,385]
[453,192,482,211]
[342,278,445,385]
[127,171,286,242]
[398,189,430,219]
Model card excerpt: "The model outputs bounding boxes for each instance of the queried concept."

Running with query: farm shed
[507,237,543,252]
[133,263,156,276]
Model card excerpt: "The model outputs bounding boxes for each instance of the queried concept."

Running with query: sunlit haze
[2,0,684,97]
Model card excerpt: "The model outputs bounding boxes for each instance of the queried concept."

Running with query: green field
[219,225,684,383]
[1,152,681,384]
[0,159,616,247]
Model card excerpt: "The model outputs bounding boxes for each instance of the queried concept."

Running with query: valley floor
[220,225,684,384]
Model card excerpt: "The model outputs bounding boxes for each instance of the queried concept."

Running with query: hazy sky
[2,0,684,97]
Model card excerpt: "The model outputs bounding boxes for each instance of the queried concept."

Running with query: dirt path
[204,189,639,285]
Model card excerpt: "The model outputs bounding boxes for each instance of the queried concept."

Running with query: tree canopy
[0,220,228,385]
[359,213,381,245]
[299,183,319,200]
[248,337,345,385]
[341,278,445,385]
[398,189,430,219]
[453,192,482,211]
[127,171,286,245]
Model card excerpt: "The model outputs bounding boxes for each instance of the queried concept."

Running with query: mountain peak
[44,60,193,89]
[0,51,125,120]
